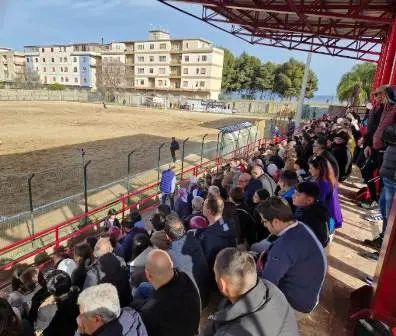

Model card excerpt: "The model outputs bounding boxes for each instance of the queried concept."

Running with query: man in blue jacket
[195,195,236,273]
[160,164,176,210]
[256,197,327,315]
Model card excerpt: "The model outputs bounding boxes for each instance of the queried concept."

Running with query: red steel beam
[165,0,394,24]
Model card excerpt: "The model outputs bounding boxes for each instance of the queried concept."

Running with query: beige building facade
[0,48,25,83]
[23,31,224,99]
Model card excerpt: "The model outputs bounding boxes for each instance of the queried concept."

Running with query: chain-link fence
[0,123,265,264]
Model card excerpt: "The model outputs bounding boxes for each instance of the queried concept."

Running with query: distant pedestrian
[170,137,180,163]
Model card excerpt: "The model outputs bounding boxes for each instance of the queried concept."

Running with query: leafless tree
[96,59,133,100]
[13,70,42,89]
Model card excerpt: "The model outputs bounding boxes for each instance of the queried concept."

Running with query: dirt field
[0,101,260,215]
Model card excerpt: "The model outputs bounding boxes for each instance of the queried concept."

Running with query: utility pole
[295,52,312,128]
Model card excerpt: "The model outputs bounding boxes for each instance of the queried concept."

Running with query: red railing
[0,139,265,272]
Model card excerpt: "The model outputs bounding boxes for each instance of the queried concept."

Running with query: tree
[273,58,318,99]
[221,48,237,92]
[234,52,261,94]
[252,61,277,98]
[13,70,41,89]
[48,83,65,90]
[96,59,132,99]
[337,63,376,106]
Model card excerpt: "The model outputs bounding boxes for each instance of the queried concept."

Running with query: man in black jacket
[135,249,200,336]
[202,248,299,336]
[292,182,330,247]
[170,137,179,163]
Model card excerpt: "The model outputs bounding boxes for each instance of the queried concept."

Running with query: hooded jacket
[89,307,147,336]
[294,202,330,247]
[84,253,132,307]
[202,279,299,336]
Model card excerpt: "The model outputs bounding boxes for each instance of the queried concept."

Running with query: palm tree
[337,63,376,106]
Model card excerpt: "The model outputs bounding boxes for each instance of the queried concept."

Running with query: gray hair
[78,283,120,323]
[94,238,113,258]
[208,185,220,197]
[192,196,204,211]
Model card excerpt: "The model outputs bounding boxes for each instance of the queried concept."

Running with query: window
[149,68,154,74]
[196,68,199,75]
[186,42,189,48]
[137,44,144,50]
[195,81,199,87]
[43,67,46,72]
[35,58,38,63]
[52,67,55,72]
[36,67,39,72]
[52,58,55,63]
[150,44,154,50]
[183,68,188,75]
[184,56,189,62]
[159,56,166,62]
[64,66,68,72]
[158,80,163,86]
[74,78,78,83]
[41,48,45,52]
[202,55,207,61]
[65,77,69,82]
[138,56,144,62]
[73,57,77,62]
[159,68,166,75]
[63,46,66,52]
[160,43,167,50]
[138,68,144,74]
[82,66,87,71]
[149,56,154,62]
[74,67,78,73]
[200,81,205,88]
[42,58,46,63]
[60,57,62,63]
[51,47,54,52]
[61,77,64,82]
[44,76,47,83]
[27,58,30,63]
[84,78,87,83]
[64,57,67,62]
[61,67,63,72]
[200,68,206,75]
[140,79,144,85]
[183,81,188,88]
[83,57,86,62]
[53,76,56,81]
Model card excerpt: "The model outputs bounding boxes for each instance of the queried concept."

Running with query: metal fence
[0,133,266,271]
[0,122,266,263]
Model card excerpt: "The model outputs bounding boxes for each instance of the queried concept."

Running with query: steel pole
[157,143,166,183]
[181,137,190,181]
[28,173,35,238]
[295,52,312,128]
[200,134,208,164]
[83,160,92,225]
[216,131,222,173]
[127,150,135,194]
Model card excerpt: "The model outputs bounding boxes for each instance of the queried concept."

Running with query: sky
[0,0,364,95]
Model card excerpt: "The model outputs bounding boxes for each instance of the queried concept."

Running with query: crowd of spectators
[1,85,395,336]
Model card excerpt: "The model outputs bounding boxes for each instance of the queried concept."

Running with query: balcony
[170,59,181,65]
[170,72,181,78]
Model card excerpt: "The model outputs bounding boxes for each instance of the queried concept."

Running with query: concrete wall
[0,89,91,101]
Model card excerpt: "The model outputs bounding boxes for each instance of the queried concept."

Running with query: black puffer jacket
[202,279,299,336]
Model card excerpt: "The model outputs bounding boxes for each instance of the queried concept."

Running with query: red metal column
[380,20,396,85]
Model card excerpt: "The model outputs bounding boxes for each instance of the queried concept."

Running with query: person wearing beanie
[292,182,330,247]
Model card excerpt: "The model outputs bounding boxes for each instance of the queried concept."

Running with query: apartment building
[23,31,224,99]
[0,48,25,82]
[24,43,102,89]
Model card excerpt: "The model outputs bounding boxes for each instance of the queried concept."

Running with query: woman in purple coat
[308,156,343,231]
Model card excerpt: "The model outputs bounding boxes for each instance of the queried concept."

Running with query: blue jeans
[161,192,174,210]
[379,177,396,238]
